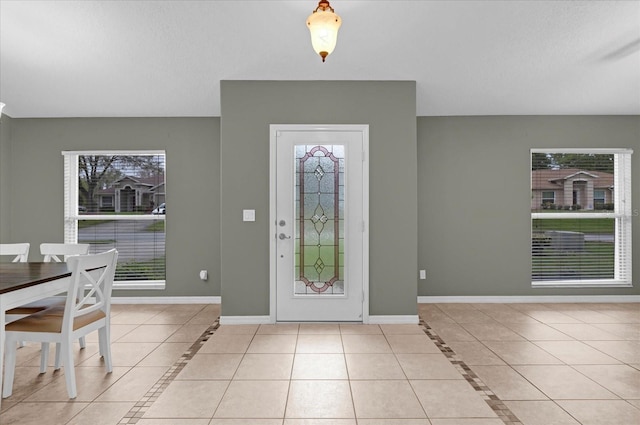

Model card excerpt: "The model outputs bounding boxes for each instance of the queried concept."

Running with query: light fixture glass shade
[306,2,342,62]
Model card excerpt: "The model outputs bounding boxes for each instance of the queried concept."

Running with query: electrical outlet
[419,269,426,279]
[199,270,208,281]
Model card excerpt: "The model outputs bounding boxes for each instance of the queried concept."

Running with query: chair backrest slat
[40,243,90,263]
[0,243,30,262]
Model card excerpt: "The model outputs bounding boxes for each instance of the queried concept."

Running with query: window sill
[113,281,166,290]
[532,280,632,288]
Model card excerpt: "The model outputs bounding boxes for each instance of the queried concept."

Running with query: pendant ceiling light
[306,0,342,62]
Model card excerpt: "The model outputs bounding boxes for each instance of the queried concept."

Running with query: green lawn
[144,221,165,232]
[79,219,164,232]
[532,218,614,233]
[115,257,166,281]
[532,241,614,280]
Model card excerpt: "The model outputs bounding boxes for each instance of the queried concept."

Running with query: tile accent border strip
[117,318,220,424]
[419,318,524,425]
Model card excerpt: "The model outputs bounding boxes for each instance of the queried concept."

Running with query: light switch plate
[243,209,255,222]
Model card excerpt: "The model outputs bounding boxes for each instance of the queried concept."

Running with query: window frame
[530,148,633,288]
[541,191,556,206]
[593,189,606,208]
[63,150,166,290]
[101,195,114,208]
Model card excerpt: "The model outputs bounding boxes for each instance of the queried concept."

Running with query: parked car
[152,203,166,214]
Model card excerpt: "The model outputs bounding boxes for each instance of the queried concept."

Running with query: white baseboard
[220,315,272,325]
[218,315,420,325]
[109,295,640,307]
[418,295,640,303]
[111,296,221,304]
[368,315,419,324]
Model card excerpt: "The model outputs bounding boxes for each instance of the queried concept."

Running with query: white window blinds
[531,149,632,287]
[63,151,166,289]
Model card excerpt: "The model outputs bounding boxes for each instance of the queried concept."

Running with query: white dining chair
[0,243,30,262]
[3,249,118,399]
[1,243,32,347]
[40,243,90,263]
[6,243,91,371]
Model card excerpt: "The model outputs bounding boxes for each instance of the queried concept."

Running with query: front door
[270,125,368,322]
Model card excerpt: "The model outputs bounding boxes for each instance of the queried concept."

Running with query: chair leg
[99,333,106,357]
[98,326,112,373]
[61,338,77,399]
[52,340,81,370]
[2,337,18,398]
[54,343,62,370]
[40,342,50,373]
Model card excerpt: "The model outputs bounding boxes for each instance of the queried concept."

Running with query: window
[541,191,556,208]
[63,151,166,289]
[531,149,632,287]
[594,190,606,209]
[101,196,113,208]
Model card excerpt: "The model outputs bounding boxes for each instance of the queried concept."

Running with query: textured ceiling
[1,0,639,118]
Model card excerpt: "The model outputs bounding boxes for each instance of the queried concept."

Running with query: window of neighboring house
[101,196,113,208]
[63,150,166,289]
[531,149,632,287]
[594,189,606,209]
[541,191,555,208]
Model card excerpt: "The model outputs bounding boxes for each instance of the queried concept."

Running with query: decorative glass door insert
[295,144,344,295]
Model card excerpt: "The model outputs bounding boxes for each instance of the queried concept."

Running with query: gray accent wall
[0,117,221,298]
[418,116,640,296]
[220,81,418,318]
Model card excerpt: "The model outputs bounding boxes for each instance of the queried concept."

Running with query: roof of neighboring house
[96,175,165,195]
[532,169,614,190]
[149,182,165,193]
[113,175,163,187]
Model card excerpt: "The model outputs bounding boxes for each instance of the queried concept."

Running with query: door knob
[278,233,291,240]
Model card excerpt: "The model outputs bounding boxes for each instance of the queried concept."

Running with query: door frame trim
[269,124,370,323]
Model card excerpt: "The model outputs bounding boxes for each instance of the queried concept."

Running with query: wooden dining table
[0,262,71,406]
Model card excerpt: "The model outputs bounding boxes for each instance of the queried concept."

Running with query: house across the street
[95,175,165,213]
[531,168,614,210]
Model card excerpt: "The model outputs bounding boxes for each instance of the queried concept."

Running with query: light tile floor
[0,302,638,424]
